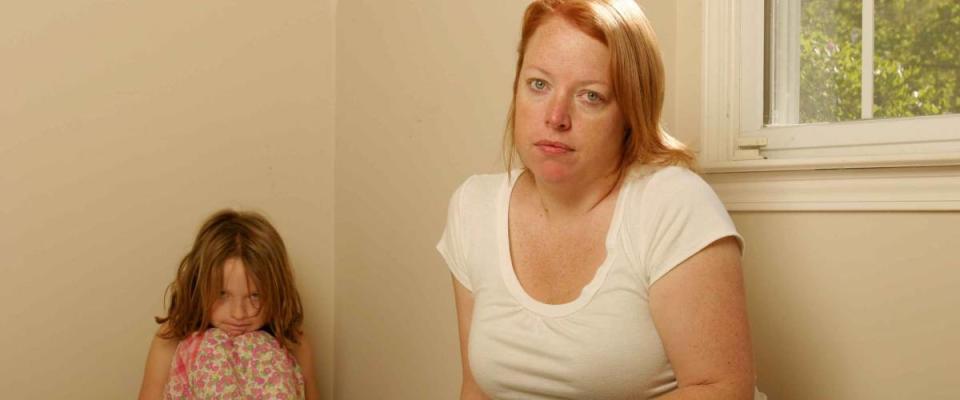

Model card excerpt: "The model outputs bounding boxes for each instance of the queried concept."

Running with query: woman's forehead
[522,17,611,83]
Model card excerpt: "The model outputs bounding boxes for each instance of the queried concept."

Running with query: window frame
[700,0,960,211]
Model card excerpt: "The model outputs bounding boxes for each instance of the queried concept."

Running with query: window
[700,0,960,210]
[769,0,959,125]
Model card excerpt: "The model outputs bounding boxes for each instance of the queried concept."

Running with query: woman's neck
[525,166,622,219]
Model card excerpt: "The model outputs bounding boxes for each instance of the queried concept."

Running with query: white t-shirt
[437,165,746,399]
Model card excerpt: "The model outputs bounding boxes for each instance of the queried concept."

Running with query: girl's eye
[219,291,228,298]
[530,79,547,91]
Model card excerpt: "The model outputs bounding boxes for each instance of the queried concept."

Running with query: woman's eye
[584,91,603,103]
[530,79,547,91]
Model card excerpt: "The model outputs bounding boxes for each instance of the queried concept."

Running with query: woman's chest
[508,210,613,305]
[468,282,677,399]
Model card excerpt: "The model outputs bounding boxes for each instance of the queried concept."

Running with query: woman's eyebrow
[522,65,610,87]
[522,65,554,78]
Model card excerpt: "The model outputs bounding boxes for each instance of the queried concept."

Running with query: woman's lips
[535,140,574,154]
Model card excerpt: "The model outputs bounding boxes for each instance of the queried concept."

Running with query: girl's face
[210,257,266,336]
[514,16,626,184]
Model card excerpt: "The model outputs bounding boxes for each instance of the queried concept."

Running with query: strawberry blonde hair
[504,0,695,173]
[156,209,304,348]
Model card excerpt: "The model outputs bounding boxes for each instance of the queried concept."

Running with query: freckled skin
[514,16,627,186]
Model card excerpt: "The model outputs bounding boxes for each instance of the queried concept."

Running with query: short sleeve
[635,167,744,286]
[436,177,473,291]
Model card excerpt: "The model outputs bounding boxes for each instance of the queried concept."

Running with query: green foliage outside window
[799,0,960,123]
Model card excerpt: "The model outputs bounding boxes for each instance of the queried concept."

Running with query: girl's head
[157,209,303,347]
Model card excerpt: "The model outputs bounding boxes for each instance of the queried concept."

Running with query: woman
[437,1,761,399]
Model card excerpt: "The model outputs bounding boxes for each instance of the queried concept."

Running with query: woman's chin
[529,162,576,184]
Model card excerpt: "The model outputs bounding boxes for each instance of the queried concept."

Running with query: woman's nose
[545,95,571,131]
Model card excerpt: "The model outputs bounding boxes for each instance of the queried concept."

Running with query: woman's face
[514,16,625,184]
[210,257,266,336]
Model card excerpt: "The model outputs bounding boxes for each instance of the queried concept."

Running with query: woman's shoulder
[449,171,512,202]
[620,164,724,225]
[627,163,699,182]
[460,171,512,190]
[625,164,711,197]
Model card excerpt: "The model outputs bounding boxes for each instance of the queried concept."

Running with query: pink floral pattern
[164,328,304,399]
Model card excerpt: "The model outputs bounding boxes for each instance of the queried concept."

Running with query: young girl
[138,209,319,400]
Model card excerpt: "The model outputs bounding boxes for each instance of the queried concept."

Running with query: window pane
[798,0,862,124]
[766,0,960,125]
[874,0,960,119]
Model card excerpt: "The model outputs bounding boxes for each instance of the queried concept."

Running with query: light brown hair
[156,209,304,348]
[504,0,696,174]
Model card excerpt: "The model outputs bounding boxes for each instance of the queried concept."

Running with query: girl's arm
[292,332,321,400]
[138,325,178,400]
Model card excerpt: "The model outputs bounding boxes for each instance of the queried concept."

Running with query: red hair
[504,0,696,174]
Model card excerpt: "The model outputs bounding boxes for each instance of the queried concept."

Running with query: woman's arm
[138,325,178,400]
[452,276,491,400]
[650,236,756,400]
[291,332,321,400]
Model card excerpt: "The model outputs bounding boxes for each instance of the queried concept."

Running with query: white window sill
[701,156,960,211]
[699,0,960,212]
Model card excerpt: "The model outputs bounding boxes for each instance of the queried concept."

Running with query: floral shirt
[165,328,304,399]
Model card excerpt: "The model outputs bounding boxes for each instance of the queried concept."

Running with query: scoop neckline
[497,169,634,318]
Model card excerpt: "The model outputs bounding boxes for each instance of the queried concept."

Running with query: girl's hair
[156,209,304,348]
[503,0,696,174]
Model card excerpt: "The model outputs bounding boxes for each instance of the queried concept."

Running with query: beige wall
[333,1,527,397]
[0,1,335,398]
[735,212,960,399]
[657,1,960,398]
[334,1,960,400]
[6,1,959,399]
[329,1,701,398]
